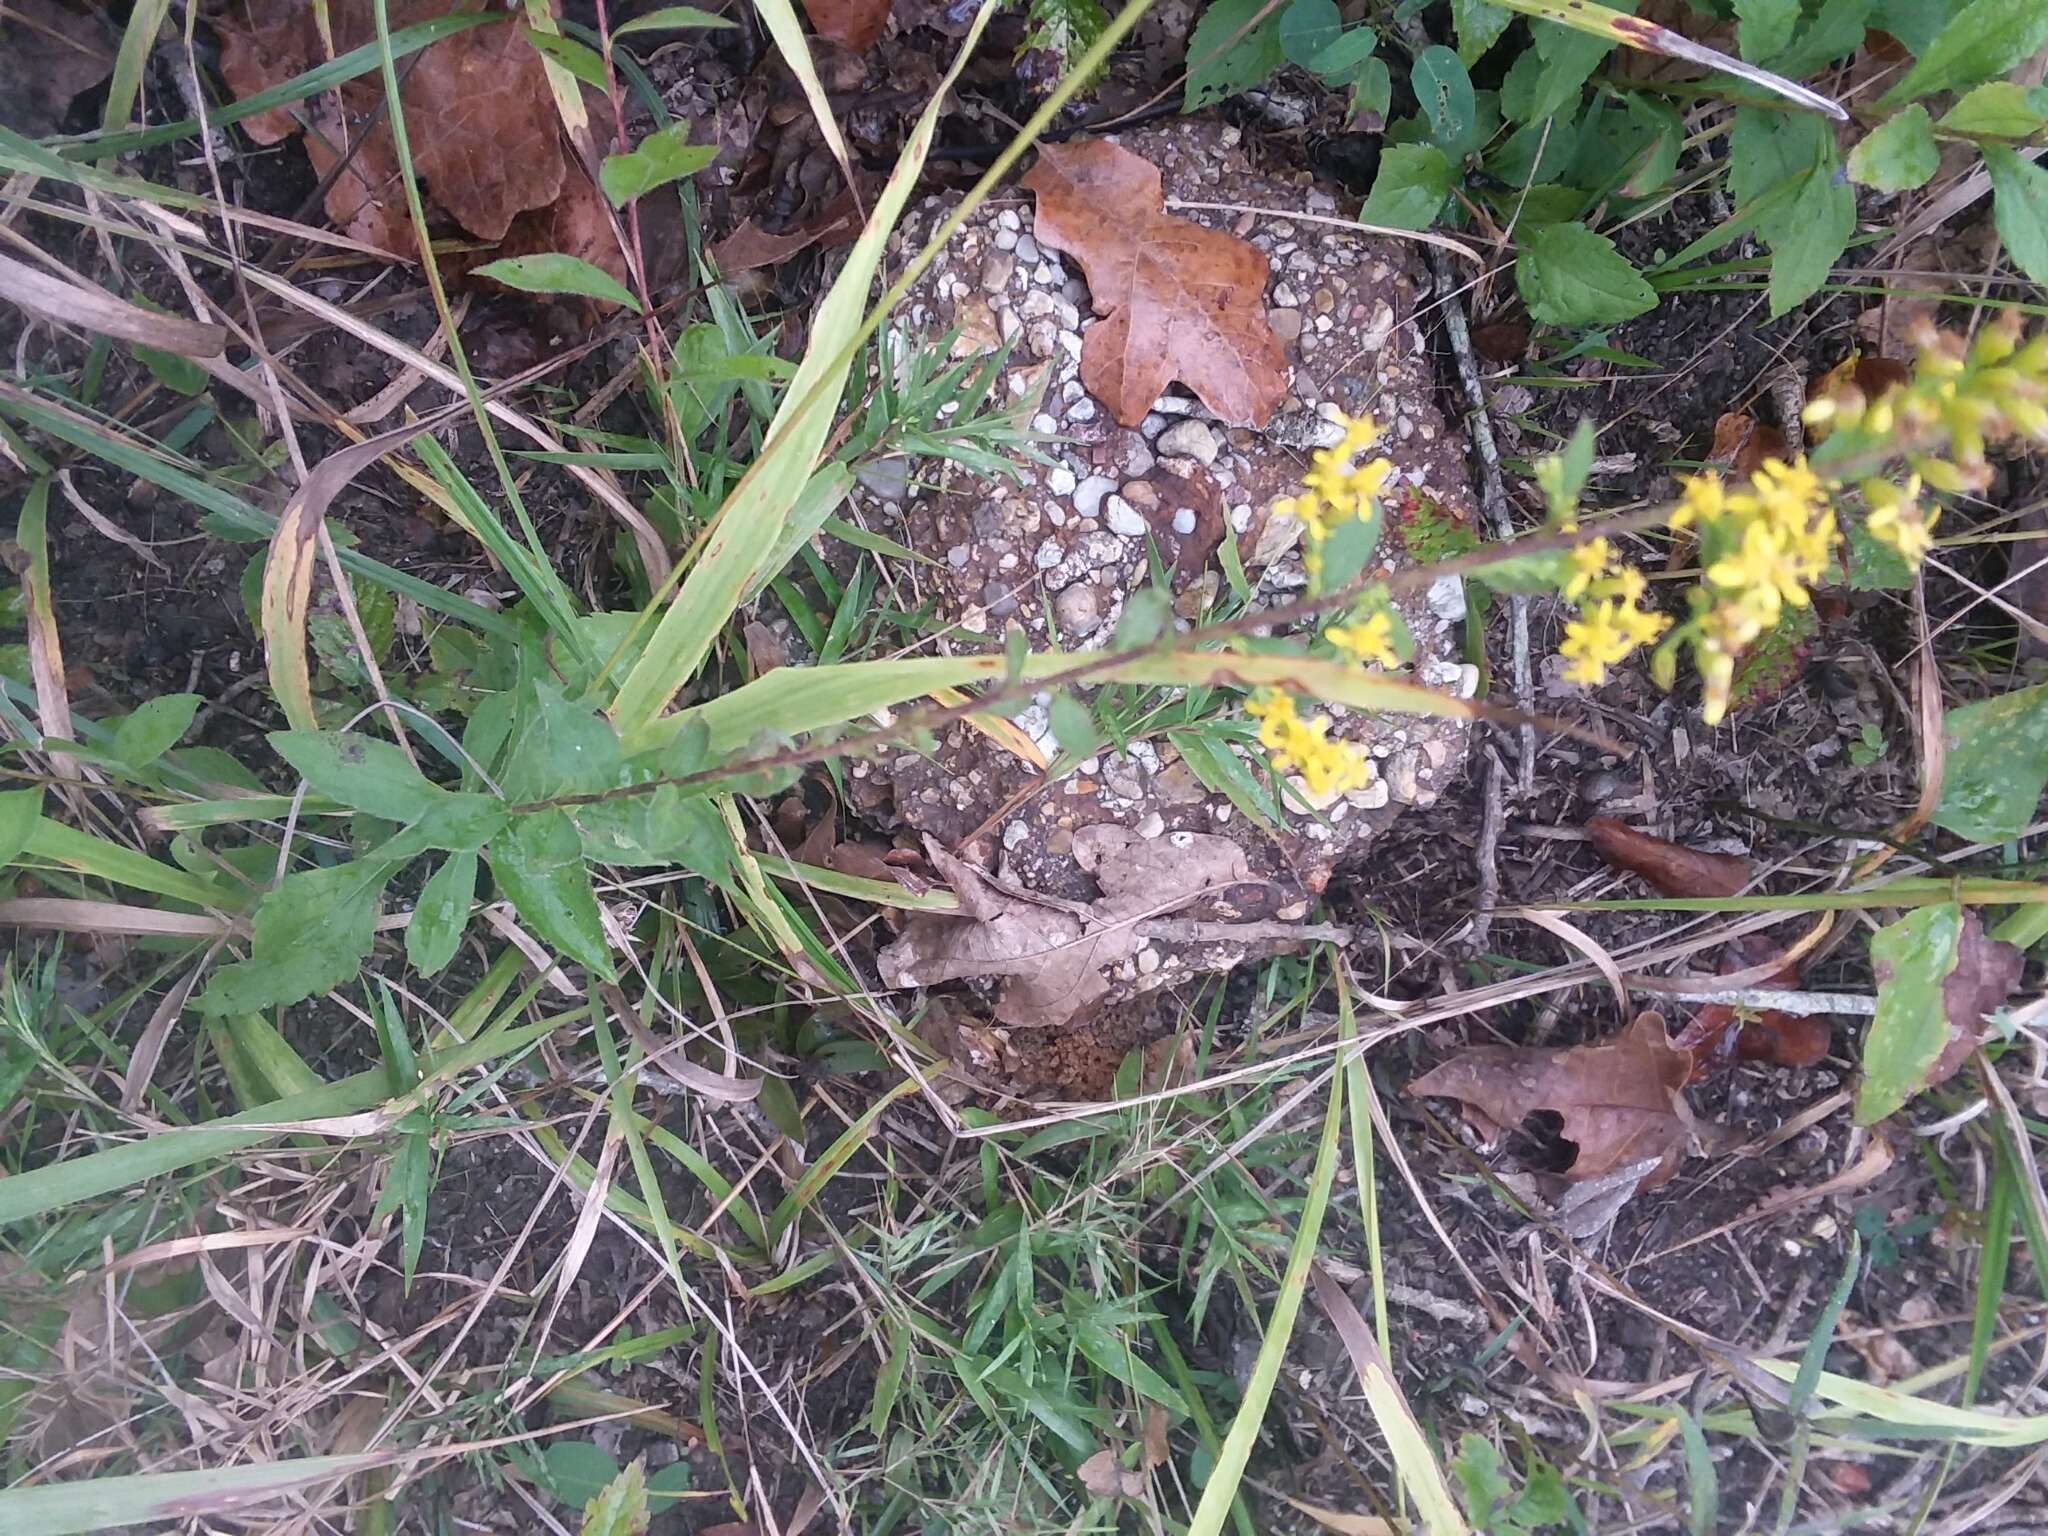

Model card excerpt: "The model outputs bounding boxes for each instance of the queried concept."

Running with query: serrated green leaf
[1359,143,1452,229]
[1933,682,2048,842]
[492,809,615,978]
[472,254,641,313]
[406,851,476,976]
[1857,902,1963,1123]
[1184,0,1284,110]
[197,861,390,1015]
[1987,145,2048,287]
[1766,167,1854,316]
[111,692,200,769]
[271,730,447,821]
[1939,81,2047,139]
[599,124,716,206]
[1515,222,1655,326]
[1451,0,1513,64]
[1734,0,1800,62]
[1881,0,2048,104]
[1848,106,1937,192]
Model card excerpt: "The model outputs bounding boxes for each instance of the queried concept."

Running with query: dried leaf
[1706,411,1787,478]
[800,0,890,50]
[1141,1404,1170,1472]
[300,102,411,254]
[1407,1011,1699,1186]
[1927,911,2024,1088]
[1023,140,1290,428]
[1077,1448,1147,1500]
[1585,816,1750,899]
[0,0,116,137]
[877,827,1254,1031]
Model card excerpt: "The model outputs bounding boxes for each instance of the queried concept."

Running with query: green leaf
[406,851,476,977]
[543,1441,622,1511]
[1857,902,1963,1124]
[1451,0,1514,64]
[131,344,208,395]
[271,730,447,821]
[0,788,41,868]
[524,30,609,89]
[1184,0,1284,111]
[1112,587,1171,649]
[1049,692,1102,758]
[599,125,716,206]
[1452,1433,1512,1524]
[1766,167,1854,317]
[575,786,730,874]
[614,5,738,33]
[472,254,641,313]
[1069,1321,1189,1415]
[1933,681,2048,842]
[1412,46,1478,156]
[197,861,390,1015]
[1987,145,2048,287]
[1515,11,1619,125]
[111,692,200,769]
[1359,143,1452,229]
[577,1457,650,1536]
[1767,0,1876,76]
[1847,519,1914,590]
[1515,221,1655,326]
[492,809,615,979]
[1735,0,1801,62]
[497,682,626,803]
[1881,0,2048,105]
[1939,81,2048,138]
[1848,106,1937,192]
[645,1461,693,1511]
[1307,26,1378,82]
[1279,0,1341,67]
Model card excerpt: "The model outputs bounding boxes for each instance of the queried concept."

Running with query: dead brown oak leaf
[1923,911,2024,1091]
[1585,815,1750,900]
[878,827,1253,1030]
[1023,140,1289,429]
[800,0,890,51]
[1407,1011,1701,1188]
[217,0,607,277]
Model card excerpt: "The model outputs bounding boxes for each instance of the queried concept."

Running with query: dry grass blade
[0,251,224,355]
[13,477,79,782]
[0,899,238,938]
[1308,1264,1467,1535]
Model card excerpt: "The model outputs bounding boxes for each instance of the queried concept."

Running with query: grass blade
[0,1453,393,1535]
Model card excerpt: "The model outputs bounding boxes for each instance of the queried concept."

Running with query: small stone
[1121,438,1156,478]
[1066,391,1094,417]
[1157,419,1219,464]
[1082,532,1124,565]
[1003,820,1030,850]
[1312,288,1336,315]
[994,227,1018,251]
[1172,507,1198,536]
[981,251,1015,291]
[1230,504,1252,533]
[1035,538,1064,571]
[1269,308,1304,345]
[1134,811,1166,839]
[1015,232,1040,262]
[1104,496,1147,537]
[1427,575,1467,623]
[1274,282,1298,306]
[1046,505,1067,528]
[998,208,1020,231]
[1072,475,1117,519]
[1121,480,1159,509]
[1355,777,1391,809]
[1140,412,1171,439]
[1054,582,1103,635]
[947,544,970,569]
[1360,300,1395,351]
[1137,947,1162,975]
[1047,465,1077,496]
[1386,750,1421,804]
[1020,290,1058,320]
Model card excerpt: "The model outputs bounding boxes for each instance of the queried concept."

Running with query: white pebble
[1035,538,1064,571]
[1427,575,1467,623]
[1047,465,1077,496]
[1104,496,1147,538]
[1072,475,1117,519]
[1157,419,1219,465]
[1172,507,1198,536]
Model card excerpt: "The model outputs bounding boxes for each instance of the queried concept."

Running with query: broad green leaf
[1049,692,1102,757]
[1308,26,1379,82]
[1766,166,1854,317]
[1939,81,2048,138]
[575,786,730,874]
[1453,1434,1514,1526]
[492,809,615,978]
[1359,143,1453,229]
[131,344,207,395]
[1848,106,1937,191]
[1413,46,1479,156]
[1280,0,1342,66]
[110,693,200,769]
[197,861,390,1015]
[543,1441,622,1510]
[1729,107,1826,220]
[497,682,626,803]
[1515,222,1655,326]
[577,1458,650,1536]
[1512,13,1616,125]
[1451,0,1513,64]
[1185,0,1285,110]
[1987,146,2048,287]
[0,788,41,868]
[1847,519,1914,590]
[1734,0,1800,62]
[472,254,642,313]
[1881,0,2048,105]
[1856,903,1963,1123]
[406,851,476,976]
[523,30,609,89]
[1933,682,2048,842]
[599,125,716,206]
[1766,0,1875,76]
[614,5,739,33]
[271,730,447,821]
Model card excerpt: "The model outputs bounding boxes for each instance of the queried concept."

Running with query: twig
[1626,982,1876,1016]
[1471,741,1508,951]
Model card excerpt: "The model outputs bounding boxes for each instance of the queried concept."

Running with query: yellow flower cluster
[1326,610,1399,667]
[1557,537,1670,686]
[1276,412,1396,584]
[1245,689,1373,799]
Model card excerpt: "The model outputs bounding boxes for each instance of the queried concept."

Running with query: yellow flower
[1327,611,1400,667]
[1560,599,1656,686]
[1671,472,1729,528]
[1863,475,1937,566]
[1243,689,1373,798]
[1564,537,1613,601]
